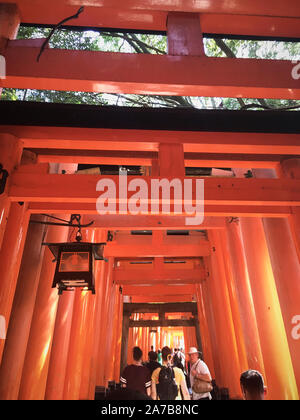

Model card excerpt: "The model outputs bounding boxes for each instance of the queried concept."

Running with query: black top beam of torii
[0,101,300,134]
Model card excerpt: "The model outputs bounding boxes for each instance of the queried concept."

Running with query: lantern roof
[43,242,106,261]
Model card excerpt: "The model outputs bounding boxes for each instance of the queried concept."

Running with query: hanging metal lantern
[44,241,106,295]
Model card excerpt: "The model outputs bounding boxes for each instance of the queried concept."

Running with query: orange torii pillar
[113,290,123,383]
[205,230,242,398]
[156,327,161,352]
[102,256,118,385]
[280,159,300,261]
[162,328,169,348]
[0,7,21,255]
[138,323,147,360]
[225,218,265,375]
[127,326,134,366]
[18,216,69,400]
[252,167,300,395]
[95,250,115,387]
[78,230,103,401]
[219,230,249,375]
[0,158,49,363]
[182,326,197,354]
[63,229,97,400]
[197,261,227,382]
[239,217,299,400]
[45,287,76,399]
[127,314,141,365]
[78,291,97,400]
[195,278,220,379]
[86,229,108,397]
[0,215,47,400]
[0,202,29,363]
[103,281,123,385]
[62,288,91,399]
[0,134,23,250]
[159,326,164,350]
[95,256,115,386]
[194,283,215,378]
[142,326,150,358]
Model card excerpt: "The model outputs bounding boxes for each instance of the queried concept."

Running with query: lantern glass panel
[59,251,90,272]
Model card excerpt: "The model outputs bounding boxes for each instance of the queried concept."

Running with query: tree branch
[213,38,270,109]
[129,33,166,55]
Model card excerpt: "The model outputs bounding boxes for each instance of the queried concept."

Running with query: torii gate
[0,0,300,401]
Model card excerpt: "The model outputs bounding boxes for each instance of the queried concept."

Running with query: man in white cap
[188,347,212,400]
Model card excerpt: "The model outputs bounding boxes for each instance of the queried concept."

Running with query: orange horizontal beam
[82,214,225,229]
[105,243,210,258]
[74,0,300,17]
[86,215,223,229]
[2,46,300,100]
[184,154,290,170]
[9,174,300,207]
[110,231,206,245]
[122,284,196,296]
[28,202,292,218]
[4,126,300,155]
[129,319,196,327]
[3,1,300,37]
[130,295,194,303]
[118,279,203,286]
[8,0,300,21]
[37,151,155,167]
[201,206,292,218]
[114,268,206,285]
[200,14,300,39]
[36,151,287,170]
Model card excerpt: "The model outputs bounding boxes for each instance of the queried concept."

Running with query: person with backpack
[151,346,190,400]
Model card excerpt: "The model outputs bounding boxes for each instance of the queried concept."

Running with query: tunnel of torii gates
[0,0,300,402]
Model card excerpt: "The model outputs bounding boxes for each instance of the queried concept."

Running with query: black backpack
[156,366,178,400]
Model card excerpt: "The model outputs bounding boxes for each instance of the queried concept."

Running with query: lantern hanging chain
[30,213,94,228]
[228,216,239,224]
[71,214,83,242]
[76,226,82,242]
[37,6,85,62]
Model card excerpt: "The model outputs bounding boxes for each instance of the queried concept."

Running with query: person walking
[188,347,212,400]
[120,346,152,397]
[151,346,190,400]
[145,351,161,375]
[173,348,185,372]
[157,349,162,365]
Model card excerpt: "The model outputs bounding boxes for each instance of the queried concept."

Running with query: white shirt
[190,359,212,400]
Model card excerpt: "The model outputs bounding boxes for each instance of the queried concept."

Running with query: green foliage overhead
[1,25,299,110]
